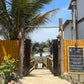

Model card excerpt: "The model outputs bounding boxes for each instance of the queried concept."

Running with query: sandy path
[17,69,71,84]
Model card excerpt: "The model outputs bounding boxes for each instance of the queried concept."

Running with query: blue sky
[30,0,72,43]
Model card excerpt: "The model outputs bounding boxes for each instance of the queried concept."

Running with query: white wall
[64,23,73,40]
[78,22,84,40]
[77,0,84,20]
[77,0,84,40]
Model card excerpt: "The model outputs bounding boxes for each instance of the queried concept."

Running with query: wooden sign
[68,47,84,74]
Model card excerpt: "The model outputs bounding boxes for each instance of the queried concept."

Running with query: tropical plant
[47,39,53,55]
[0,0,59,40]
[0,0,59,78]
[32,42,47,57]
[32,42,39,55]
[39,42,47,57]
[0,56,18,84]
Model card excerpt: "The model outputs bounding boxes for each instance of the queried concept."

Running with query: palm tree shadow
[27,74,37,77]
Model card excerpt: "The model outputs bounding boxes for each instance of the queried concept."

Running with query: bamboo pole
[72,1,76,40]
[25,26,59,28]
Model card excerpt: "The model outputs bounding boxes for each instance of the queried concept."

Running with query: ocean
[34,50,50,57]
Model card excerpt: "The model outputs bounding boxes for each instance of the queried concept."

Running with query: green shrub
[0,80,2,84]
[0,56,18,84]
[81,82,84,84]
[58,75,65,79]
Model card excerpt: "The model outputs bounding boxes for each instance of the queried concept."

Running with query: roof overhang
[68,0,76,10]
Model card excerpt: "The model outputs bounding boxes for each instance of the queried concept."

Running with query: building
[64,0,84,40]
[63,20,72,40]
[76,0,84,40]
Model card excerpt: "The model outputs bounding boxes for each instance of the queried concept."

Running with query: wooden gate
[47,39,60,75]
[52,39,59,75]
[64,40,84,72]
[23,39,31,76]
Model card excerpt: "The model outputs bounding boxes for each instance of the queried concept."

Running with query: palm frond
[25,8,60,33]
[0,0,59,40]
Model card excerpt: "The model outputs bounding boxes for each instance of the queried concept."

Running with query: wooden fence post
[59,18,64,75]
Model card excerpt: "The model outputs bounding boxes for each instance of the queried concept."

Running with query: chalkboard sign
[68,47,84,74]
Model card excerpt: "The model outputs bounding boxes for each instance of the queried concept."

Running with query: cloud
[30,28,59,43]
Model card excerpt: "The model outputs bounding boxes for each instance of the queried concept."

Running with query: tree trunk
[50,47,52,55]
[40,53,42,57]
[18,18,25,78]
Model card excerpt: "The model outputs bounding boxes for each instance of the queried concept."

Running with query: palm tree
[38,42,47,57]
[0,0,59,40]
[32,42,39,56]
[0,0,59,78]
[32,42,47,57]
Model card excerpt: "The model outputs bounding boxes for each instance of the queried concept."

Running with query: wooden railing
[43,63,47,67]
[47,57,53,71]
[29,60,36,72]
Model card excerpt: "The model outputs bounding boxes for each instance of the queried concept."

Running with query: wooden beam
[30,60,34,63]
[25,26,59,28]
[29,66,35,72]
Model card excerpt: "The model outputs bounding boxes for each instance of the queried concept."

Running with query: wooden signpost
[68,46,84,83]
[68,47,84,74]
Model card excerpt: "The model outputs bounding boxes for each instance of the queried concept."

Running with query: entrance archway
[20,18,64,77]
